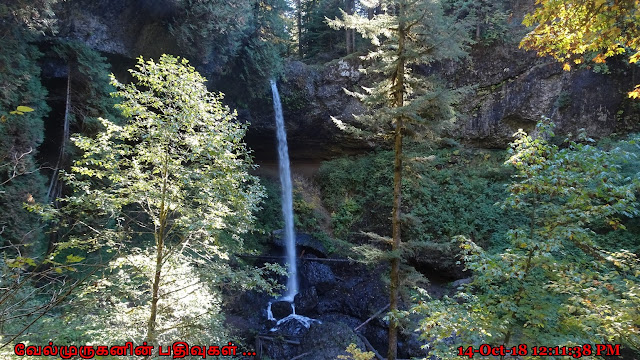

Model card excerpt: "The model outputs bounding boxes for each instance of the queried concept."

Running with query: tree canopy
[58,55,278,345]
[415,120,640,358]
[329,1,470,358]
[521,0,640,97]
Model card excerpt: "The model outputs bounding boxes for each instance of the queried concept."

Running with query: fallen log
[290,352,311,360]
[238,255,356,263]
[354,303,390,332]
[356,333,384,360]
[256,335,301,345]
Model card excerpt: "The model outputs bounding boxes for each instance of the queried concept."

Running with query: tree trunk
[146,229,163,345]
[345,0,355,53]
[351,27,356,52]
[388,17,406,360]
[297,0,303,58]
[146,153,169,345]
[47,63,71,203]
[388,111,403,360]
[368,6,374,20]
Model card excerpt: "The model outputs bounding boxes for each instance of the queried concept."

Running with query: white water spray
[266,302,318,331]
[270,79,298,300]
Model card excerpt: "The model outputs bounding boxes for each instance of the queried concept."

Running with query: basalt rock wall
[45,0,640,160]
[53,0,180,61]
[451,45,639,148]
[249,48,639,160]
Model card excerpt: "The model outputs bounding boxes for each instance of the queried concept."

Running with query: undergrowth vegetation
[315,144,525,264]
[248,144,525,265]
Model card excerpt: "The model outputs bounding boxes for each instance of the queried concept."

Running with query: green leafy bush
[415,120,640,358]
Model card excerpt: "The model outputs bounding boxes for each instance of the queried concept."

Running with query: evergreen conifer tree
[328,1,470,358]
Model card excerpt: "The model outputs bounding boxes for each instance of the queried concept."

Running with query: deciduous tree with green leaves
[62,55,279,345]
[415,120,640,358]
[328,1,470,358]
[520,0,640,98]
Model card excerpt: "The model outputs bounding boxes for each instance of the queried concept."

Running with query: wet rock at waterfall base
[270,301,293,320]
[261,321,371,360]
[273,317,312,337]
[316,287,346,314]
[344,280,387,318]
[301,257,336,292]
[294,287,319,316]
[259,336,300,360]
[317,313,361,329]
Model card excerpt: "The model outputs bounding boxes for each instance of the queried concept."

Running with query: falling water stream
[270,79,298,300]
[267,80,320,331]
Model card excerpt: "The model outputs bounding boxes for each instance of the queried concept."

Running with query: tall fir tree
[442,0,510,44]
[169,0,255,72]
[227,0,289,98]
[300,0,345,60]
[328,1,470,358]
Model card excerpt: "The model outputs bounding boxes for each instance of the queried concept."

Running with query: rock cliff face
[451,45,639,148]
[53,0,180,60]
[246,48,639,160]
[243,60,371,162]
[47,0,640,160]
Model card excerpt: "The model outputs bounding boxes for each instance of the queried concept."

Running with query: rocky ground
[223,232,463,359]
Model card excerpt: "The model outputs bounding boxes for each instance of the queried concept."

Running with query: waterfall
[270,79,298,301]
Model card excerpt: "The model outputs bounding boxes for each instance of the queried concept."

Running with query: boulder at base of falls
[300,256,336,292]
[259,321,367,360]
[300,322,368,360]
[294,287,319,316]
[270,301,294,320]
[272,317,313,338]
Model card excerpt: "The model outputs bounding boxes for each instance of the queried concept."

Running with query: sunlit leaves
[415,119,640,358]
[61,55,273,344]
[6,256,37,268]
[8,105,35,115]
[338,343,375,360]
[65,254,84,263]
[521,0,640,98]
